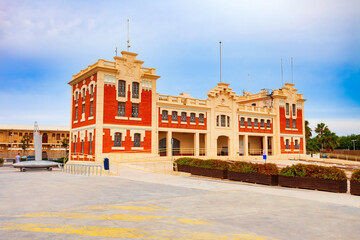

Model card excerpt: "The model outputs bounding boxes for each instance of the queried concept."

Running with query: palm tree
[305,120,312,144]
[315,123,329,151]
[323,130,339,152]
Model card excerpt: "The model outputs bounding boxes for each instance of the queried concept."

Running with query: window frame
[221,115,226,127]
[240,117,245,127]
[162,110,168,121]
[285,103,290,115]
[292,119,297,129]
[285,139,290,149]
[266,119,271,129]
[131,103,139,118]
[286,119,290,128]
[89,133,93,155]
[132,82,140,99]
[254,118,258,128]
[199,113,204,123]
[117,102,126,117]
[134,133,141,147]
[181,112,187,122]
[260,119,265,128]
[118,80,126,97]
[247,118,252,128]
[190,113,196,123]
[90,101,94,117]
[171,111,178,122]
[114,132,122,147]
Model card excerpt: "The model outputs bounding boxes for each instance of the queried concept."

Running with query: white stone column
[166,131,172,157]
[263,135,268,156]
[244,135,248,156]
[194,132,199,157]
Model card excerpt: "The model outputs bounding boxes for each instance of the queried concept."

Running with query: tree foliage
[20,135,30,153]
[61,137,69,149]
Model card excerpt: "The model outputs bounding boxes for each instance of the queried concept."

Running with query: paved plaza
[1,164,360,240]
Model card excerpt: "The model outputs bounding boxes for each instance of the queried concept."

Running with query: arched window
[266,119,271,129]
[162,110,168,121]
[89,133,93,155]
[240,117,245,127]
[199,113,204,123]
[132,82,139,98]
[286,103,290,115]
[247,118,252,127]
[172,111,178,121]
[190,113,196,123]
[260,119,265,128]
[295,139,299,149]
[75,92,78,104]
[254,118,258,128]
[285,139,290,149]
[82,88,86,101]
[90,85,94,98]
[134,133,141,147]
[181,112,187,122]
[292,104,296,116]
[118,80,126,97]
[114,132,122,147]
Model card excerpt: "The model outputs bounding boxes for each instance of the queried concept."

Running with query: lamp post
[352,140,357,151]
[10,132,14,159]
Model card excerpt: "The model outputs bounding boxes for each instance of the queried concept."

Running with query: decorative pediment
[281,83,304,102]
[207,83,239,101]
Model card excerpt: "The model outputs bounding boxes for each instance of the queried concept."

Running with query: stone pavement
[1,165,360,240]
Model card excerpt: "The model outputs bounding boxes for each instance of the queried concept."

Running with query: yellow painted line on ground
[83,205,163,211]
[14,212,210,225]
[0,222,268,240]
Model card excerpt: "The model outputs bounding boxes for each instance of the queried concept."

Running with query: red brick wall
[279,107,303,135]
[102,129,151,153]
[280,136,304,154]
[238,116,273,133]
[71,74,97,129]
[103,84,152,126]
[158,109,207,130]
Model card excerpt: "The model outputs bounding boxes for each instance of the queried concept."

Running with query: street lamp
[352,140,357,151]
[10,132,14,159]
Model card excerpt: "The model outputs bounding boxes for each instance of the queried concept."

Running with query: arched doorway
[159,138,180,156]
[217,135,229,156]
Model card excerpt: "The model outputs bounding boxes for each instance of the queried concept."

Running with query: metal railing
[63,163,102,176]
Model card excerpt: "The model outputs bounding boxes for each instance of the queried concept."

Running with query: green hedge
[228,162,279,175]
[351,169,360,182]
[174,157,195,166]
[0,158,3,163]
[189,159,229,170]
[279,163,346,181]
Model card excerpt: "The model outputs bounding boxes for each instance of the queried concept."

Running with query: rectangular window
[82,103,85,114]
[75,106,78,120]
[89,133,93,155]
[286,119,290,128]
[90,101,93,117]
[118,102,125,117]
[216,116,219,126]
[19,133,23,137]
[293,119,297,129]
[292,104,296,116]
[132,82,139,98]
[227,116,230,127]
[74,137,77,154]
[81,140,84,154]
[118,80,126,97]
[221,115,225,127]
[134,133,141,147]
[286,103,290,115]
[254,119,258,128]
[82,89,86,101]
[162,110,168,121]
[131,103,139,118]
[247,118,252,127]
[172,111,178,121]
[199,113,204,123]
[240,117,245,127]
[181,112,187,122]
[56,134,60,140]
[252,103,256,107]
[75,92,78,104]
[285,139,290,149]
[190,113,196,123]
[267,119,271,129]
[260,119,265,128]
[114,132,122,147]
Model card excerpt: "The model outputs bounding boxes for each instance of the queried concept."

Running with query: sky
[0,0,359,136]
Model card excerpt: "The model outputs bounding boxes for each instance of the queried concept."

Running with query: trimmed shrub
[189,159,229,170]
[0,158,3,164]
[228,162,278,175]
[351,169,360,183]
[174,157,194,166]
[279,164,346,181]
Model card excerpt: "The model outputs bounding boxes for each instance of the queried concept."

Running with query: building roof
[0,124,69,131]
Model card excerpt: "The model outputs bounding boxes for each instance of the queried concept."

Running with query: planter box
[174,164,191,173]
[279,176,347,193]
[190,166,227,179]
[350,181,360,196]
[228,171,278,186]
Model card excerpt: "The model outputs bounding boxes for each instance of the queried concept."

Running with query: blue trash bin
[104,158,109,170]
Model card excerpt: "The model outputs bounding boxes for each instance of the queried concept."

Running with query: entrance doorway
[217,135,229,156]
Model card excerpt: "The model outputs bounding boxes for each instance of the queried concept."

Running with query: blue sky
[0,0,359,135]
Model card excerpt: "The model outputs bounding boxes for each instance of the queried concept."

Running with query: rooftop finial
[127,19,130,51]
